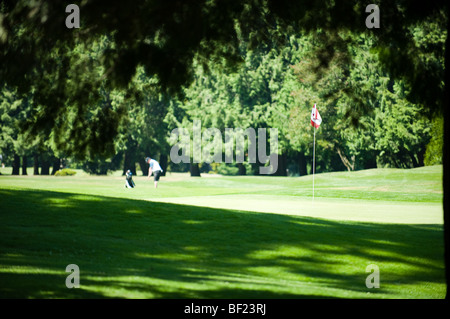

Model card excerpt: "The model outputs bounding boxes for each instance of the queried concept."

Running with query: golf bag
[125,170,135,188]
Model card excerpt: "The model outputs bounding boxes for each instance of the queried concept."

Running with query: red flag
[311,104,322,129]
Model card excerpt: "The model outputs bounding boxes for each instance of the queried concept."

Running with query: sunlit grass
[0,165,445,298]
[0,165,443,202]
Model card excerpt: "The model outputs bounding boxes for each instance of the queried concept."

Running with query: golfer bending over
[146,157,163,188]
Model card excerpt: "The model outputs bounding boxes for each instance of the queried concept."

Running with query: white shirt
[149,159,162,171]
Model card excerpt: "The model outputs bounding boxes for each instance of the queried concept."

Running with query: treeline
[166,29,444,176]
[0,24,445,176]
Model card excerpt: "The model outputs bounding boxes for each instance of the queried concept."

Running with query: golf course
[0,165,445,299]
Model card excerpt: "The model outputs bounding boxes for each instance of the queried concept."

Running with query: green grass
[0,165,445,298]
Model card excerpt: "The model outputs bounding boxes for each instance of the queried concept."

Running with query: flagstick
[313,125,316,204]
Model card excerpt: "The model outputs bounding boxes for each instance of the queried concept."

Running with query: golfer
[146,157,163,188]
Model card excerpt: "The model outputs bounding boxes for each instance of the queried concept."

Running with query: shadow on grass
[0,189,445,299]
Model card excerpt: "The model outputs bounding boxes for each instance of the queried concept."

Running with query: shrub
[424,117,443,166]
[54,168,77,176]
[216,163,239,175]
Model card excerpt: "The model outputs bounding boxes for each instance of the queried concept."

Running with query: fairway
[153,194,442,224]
[0,165,445,298]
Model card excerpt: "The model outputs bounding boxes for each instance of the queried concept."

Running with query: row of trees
[1,27,444,176]
[0,2,445,178]
[166,28,444,177]
[0,36,170,176]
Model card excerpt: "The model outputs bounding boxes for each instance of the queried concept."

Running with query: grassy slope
[0,165,445,298]
[0,165,443,202]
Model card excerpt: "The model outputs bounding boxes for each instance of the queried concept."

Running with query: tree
[0,86,38,175]
[120,67,172,176]
[373,81,431,168]
[424,117,444,166]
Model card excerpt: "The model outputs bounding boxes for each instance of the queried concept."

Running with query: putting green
[150,195,443,224]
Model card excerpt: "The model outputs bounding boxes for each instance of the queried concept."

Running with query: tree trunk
[51,157,60,175]
[336,146,355,171]
[33,154,40,175]
[12,154,20,175]
[273,153,287,176]
[411,153,419,168]
[138,158,148,176]
[41,155,50,175]
[159,154,168,176]
[237,163,246,175]
[364,151,378,169]
[417,148,426,167]
[123,142,139,176]
[298,152,307,176]
[123,151,130,175]
[190,163,201,177]
[21,156,28,175]
[123,149,137,176]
